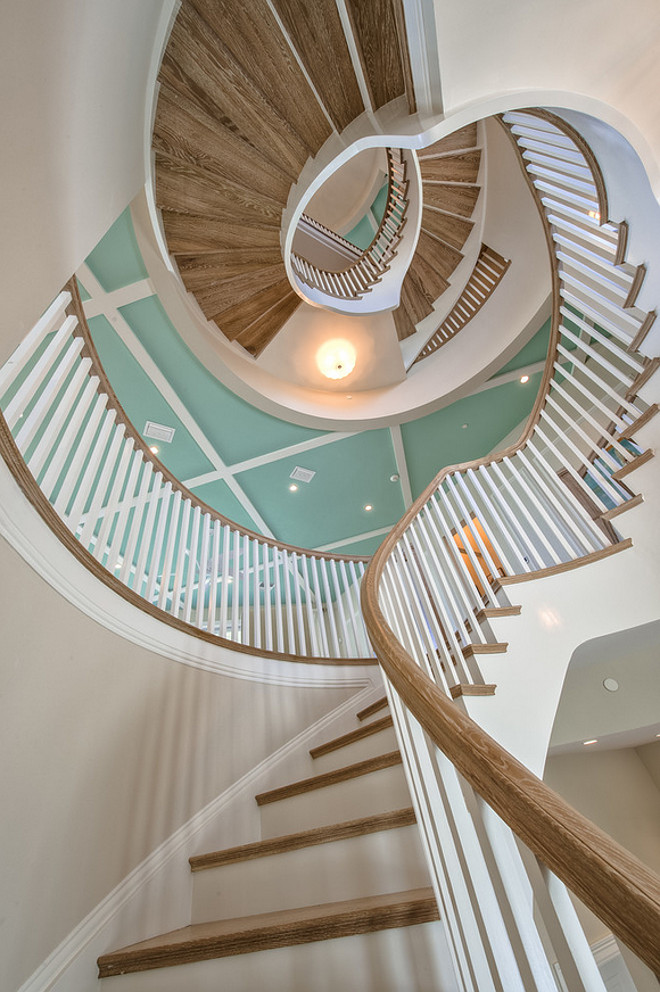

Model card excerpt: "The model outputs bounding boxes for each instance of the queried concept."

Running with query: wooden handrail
[361,109,660,973]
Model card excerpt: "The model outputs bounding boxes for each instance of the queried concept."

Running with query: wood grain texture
[615,220,629,267]
[211,279,294,340]
[418,124,478,158]
[419,150,481,184]
[421,208,473,250]
[177,249,285,277]
[475,605,522,622]
[155,157,283,227]
[610,448,654,481]
[449,683,496,699]
[623,263,646,309]
[400,270,434,324]
[461,642,508,658]
[162,212,282,254]
[187,0,331,154]
[190,808,416,871]
[163,4,308,179]
[361,113,660,976]
[310,714,394,758]
[390,0,416,114]
[405,247,450,301]
[154,85,291,202]
[615,403,659,439]
[626,356,660,400]
[270,0,364,132]
[357,696,389,721]
[392,304,417,341]
[601,493,644,521]
[255,750,403,806]
[191,264,288,317]
[97,889,439,976]
[414,230,463,281]
[235,292,302,357]
[423,182,481,218]
[629,309,656,352]
[344,0,405,111]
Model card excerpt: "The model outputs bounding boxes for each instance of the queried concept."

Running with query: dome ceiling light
[316,339,357,380]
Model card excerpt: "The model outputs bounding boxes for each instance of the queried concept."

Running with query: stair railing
[291,148,409,301]
[0,280,373,663]
[362,109,660,985]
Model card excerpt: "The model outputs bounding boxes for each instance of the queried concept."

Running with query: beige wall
[0,534,357,991]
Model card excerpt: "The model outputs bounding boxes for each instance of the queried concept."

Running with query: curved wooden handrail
[67,278,369,564]
[361,110,660,972]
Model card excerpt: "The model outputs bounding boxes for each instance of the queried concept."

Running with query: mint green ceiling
[494,318,550,375]
[78,206,545,552]
[345,181,388,249]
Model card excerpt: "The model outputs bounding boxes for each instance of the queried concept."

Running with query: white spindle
[158,490,183,611]
[77,424,125,549]
[182,505,201,623]
[146,481,173,604]
[329,559,348,658]
[0,291,71,396]
[105,448,144,575]
[170,497,192,618]
[205,518,221,634]
[262,542,273,652]
[3,315,78,429]
[194,512,211,628]
[252,538,261,649]
[301,555,319,657]
[309,556,330,657]
[219,523,231,638]
[14,336,84,453]
[319,557,341,657]
[272,546,284,653]
[92,437,135,565]
[291,552,307,655]
[27,358,92,479]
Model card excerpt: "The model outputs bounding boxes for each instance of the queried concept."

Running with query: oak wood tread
[615,404,659,440]
[255,750,403,806]
[310,714,394,758]
[357,695,389,721]
[97,887,439,977]
[189,807,416,872]
[449,683,497,699]
[475,605,522,623]
[601,493,644,521]
[461,642,508,658]
[611,448,654,481]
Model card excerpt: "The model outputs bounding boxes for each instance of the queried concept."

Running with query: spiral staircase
[2,3,660,992]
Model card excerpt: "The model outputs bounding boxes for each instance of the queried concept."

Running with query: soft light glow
[583,739,598,746]
[316,339,357,380]
[289,484,298,492]
[149,445,159,454]
[520,375,529,384]
[364,504,373,511]
[588,210,600,220]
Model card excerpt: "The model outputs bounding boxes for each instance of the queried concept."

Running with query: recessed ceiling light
[289,484,298,492]
[149,445,159,455]
[346,394,352,400]
[520,375,529,384]
[603,677,619,692]
[390,474,400,483]
[583,739,598,745]
[364,503,373,511]
[461,423,468,429]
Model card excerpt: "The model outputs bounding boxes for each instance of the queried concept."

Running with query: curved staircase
[97,694,459,989]
[153,0,487,355]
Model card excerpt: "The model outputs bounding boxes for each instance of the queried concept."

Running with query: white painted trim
[590,934,622,967]
[400,0,443,116]
[15,683,379,992]
[183,430,359,489]
[315,524,392,552]
[82,278,154,316]
[78,263,274,538]
[390,424,413,507]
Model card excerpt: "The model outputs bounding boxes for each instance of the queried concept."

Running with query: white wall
[0,531,359,992]
[0,0,175,360]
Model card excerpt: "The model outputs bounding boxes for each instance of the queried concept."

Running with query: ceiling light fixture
[603,677,619,692]
[364,504,373,511]
[520,375,529,384]
[289,484,298,492]
[316,339,356,380]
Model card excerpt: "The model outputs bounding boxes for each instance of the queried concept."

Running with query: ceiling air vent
[290,466,316,484]
[143,420,176,443]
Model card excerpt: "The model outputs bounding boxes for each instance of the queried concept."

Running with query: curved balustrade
[291,148,408,301]
[362,109,660,981]
[0,282,373,663]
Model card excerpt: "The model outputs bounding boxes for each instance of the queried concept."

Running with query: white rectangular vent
[290,465,316,484]
[143,420,176,443]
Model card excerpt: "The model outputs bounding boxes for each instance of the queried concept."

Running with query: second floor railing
[291,148,408,301]
[0,281,374,663]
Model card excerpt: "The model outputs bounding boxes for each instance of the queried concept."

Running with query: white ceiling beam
[315,525,392,553]
[389,424,413,508]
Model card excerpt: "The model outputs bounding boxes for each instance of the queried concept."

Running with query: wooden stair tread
[187,0,332,155]
[421,207,473,250]
[357,695,389,721]
[344,0,405,111]
[400,271,435,324]
[449,683,497,699]
[162,212,282,254]
[190,807,416,871]
[235,292,302,356]
[154,84,291,201]
[191,265,288,316]
[419,150,481,184]
[423,182,481,218]
[212,279,294,340]
[461,642,508,658]
[164,3,309,179]
[415,230,463,283]
[155,157,284,226]
[177,250,284,278]
[475,605,522,623]
[310,714,395,758]
[270,0,364,133]
[418,124,478,158]
[393,304,418,341]
[255,750,403,806]
[97,888,438,976]
[406,249,450,302]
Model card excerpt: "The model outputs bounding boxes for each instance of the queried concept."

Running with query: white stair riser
[191,824,428,923]
[99,920,459,992]
[259,764,410,838]
[311,725,398,773]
